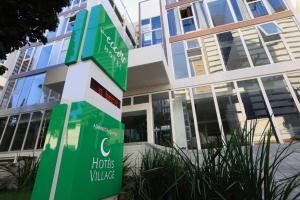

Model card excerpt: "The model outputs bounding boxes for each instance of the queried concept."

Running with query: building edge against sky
[0,0,300,162]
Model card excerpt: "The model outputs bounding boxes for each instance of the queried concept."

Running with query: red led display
[90,78,121,108]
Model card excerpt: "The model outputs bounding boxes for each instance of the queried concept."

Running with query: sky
[119,0,141,23]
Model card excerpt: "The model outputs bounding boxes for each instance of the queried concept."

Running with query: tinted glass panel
[193,86,222,148]
[151,16,161,29]
[267,0,286,12]
[0,118,7,140]
[207,0,234,26]
[0,115,19,152]
[37,110,51,149]
[133,95,149,104]
[152,93,172,147]
[122,111,147,143]
[24,112,43,150]
[172,42,189,79]
[172,89,197,149]
[167,9,182,36]
[217,31,251,70]
[122,98,131,106]
[193,1,210,29]
[11,113,31,151]
[230,0,250,21]
[248,1,268,17]
[35,45,52,69]
[152,30,162,45]
[27,74,46,106]
[262,75,300,140]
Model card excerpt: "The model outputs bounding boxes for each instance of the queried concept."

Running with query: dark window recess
[90,78,121,108]
[126,27,136,47]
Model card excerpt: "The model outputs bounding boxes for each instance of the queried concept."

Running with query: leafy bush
[122,122,300,200]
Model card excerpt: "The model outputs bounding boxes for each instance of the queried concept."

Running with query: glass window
[259,29,291,63]
[37,110,51,149]
[230,0,250,21]
[1,80,16,109]
[266,0,286,12]
[47,30,56,40]
[217,31,251,71]
[10,113,31,151]
[152,30,163,45]
[152,92,172,147]
[167,9,182,36]
[202,35,224,74]
[258,22,282,37]
[66,15,76,33]
[58,38,70,63]
[151,16,161,29]
[186,39,206,76]
[247,0,269,18]
[237,79,275,142]
[49,40,63,66]
[8,78,24,109]
[142,32,152,47]
[180,6,196,33]
[214,82,245,135]
[19,48,35,73]
[241,26,270,66]
[287,71,300,103]
[0,117,8,141]
[193,86,222,148]
[0,115,19,152]
[261,75,300,140]
[27,74,46,106]
[278,18,300,59]
[122,98,131,106]
[23,112,43,150]
[35,45,53,69]
[207,0,234,26]
[193,1,210,29]
[122,111,147,143]
[141,16,163,47]
[133,95,149,104]
[171,41,189,79]
[16,76,33,107]
[172,89,197,149]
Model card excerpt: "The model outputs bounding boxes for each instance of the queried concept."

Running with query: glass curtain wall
[171,89,197,149]
[152,92,172,147]
[193,86,222,148]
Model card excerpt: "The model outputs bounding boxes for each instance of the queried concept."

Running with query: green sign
[32,101,124,200]
[65,5,129,91]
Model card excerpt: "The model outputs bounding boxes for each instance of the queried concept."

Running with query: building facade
[0,0,300,162]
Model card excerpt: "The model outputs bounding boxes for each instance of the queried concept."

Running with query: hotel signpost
[31,3,128,200]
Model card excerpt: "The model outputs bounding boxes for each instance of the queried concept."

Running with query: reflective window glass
[215,83,244,134]
[24,112,43,150]
[217,31,251,71]
[17,76,33,107]
[258,22,282,37]
[27,74,46,106]
[122,98,131,106]
[247,0,269,17]
[37,110,51,149]
[171,41,189,79]
[193,86,222,148]
[0,118,8,141]
[266,0,286,12]
[11,113,31,151]
[152,30,162,45]
[241,26,270,66]
[230,0,250,21]
[237,79,275,142]
[186,39,206,76]
[193,1,210,29]
[287,71,300,103]
[152,16,161,29]
[0,115,19,152]
[1,80,16,109]
[172,89,197,149]
[207,0,234,26]
[35,45,53,69]
[167,9,182,36]
[142,32,152,47]
[8,79,24,109]
[133,95,149,104]
[180,6,196,32]
[262,75,300,140]
[152,92,172,147]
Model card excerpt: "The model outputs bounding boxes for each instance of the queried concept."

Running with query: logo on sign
[100,138,110,157]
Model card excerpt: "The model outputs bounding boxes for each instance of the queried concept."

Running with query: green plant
[0,155,39,192]
[122,121,300,200]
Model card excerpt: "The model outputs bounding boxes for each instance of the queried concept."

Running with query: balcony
[127,44,170,91]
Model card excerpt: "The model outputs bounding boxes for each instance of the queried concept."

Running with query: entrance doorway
[122,110,147,143]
